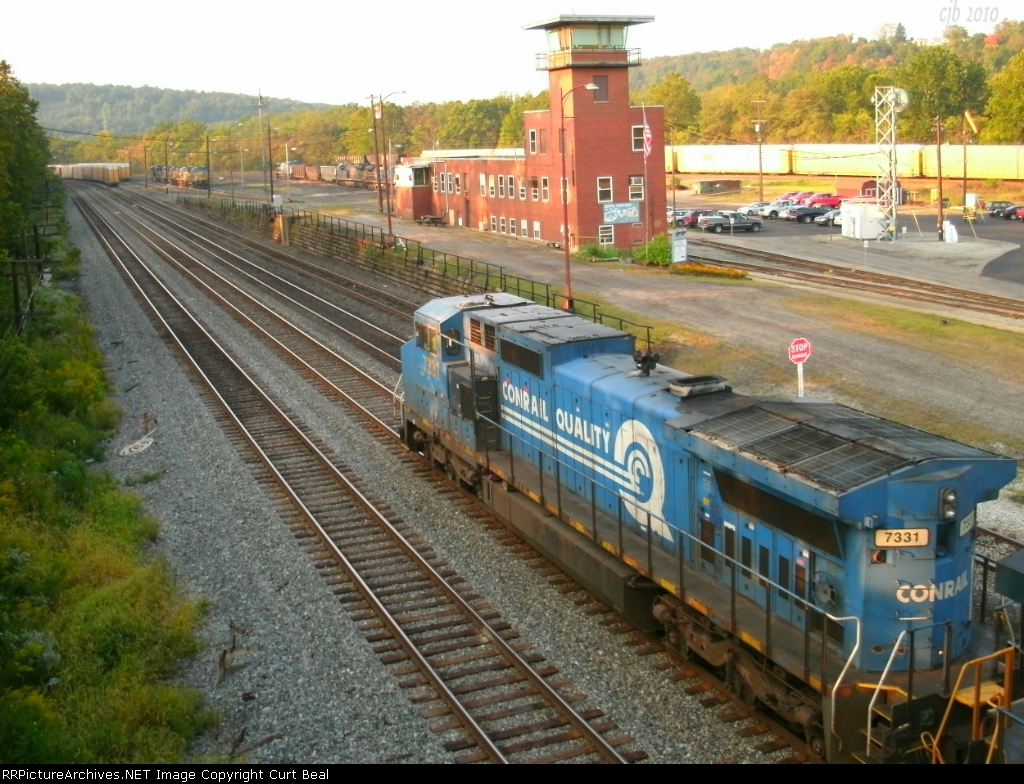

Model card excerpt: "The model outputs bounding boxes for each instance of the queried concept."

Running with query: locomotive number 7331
[873,528,930,547]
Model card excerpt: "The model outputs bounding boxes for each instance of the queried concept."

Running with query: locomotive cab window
[415,322,440,356]
[443,328,461,357]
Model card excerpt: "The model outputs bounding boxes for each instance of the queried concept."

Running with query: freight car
[401,293,1021,763]
[50,162,131,186]
[668,144,1024,181]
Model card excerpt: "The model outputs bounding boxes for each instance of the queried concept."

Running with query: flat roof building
[393,15,666,252]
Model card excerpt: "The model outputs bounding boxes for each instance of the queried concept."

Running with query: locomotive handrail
[866,628,911,759]
[864,620,954,759]
[825,613,861,747]
[923,645,1017,764]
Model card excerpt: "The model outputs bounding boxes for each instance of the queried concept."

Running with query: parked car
[785,206,832,223]
[801,192,832,205]
[791,191,815,204]
[809,195,844,208]
[737,201,770,216]
[985,200,1014,216]
[680,209,718,226]
[813,209,843,226]
[696,210,763,233]
[1008,206,1024,220]
[997,205,1024,219]
[760,200,796,219]
[671,209,695,227]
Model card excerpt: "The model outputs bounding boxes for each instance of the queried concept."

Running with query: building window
[537,129,547,154]
[521,219,528,238]
[598,225,614,245]
[529,129,537,154]
[414,168,429,187]
[629,175,644,201]
[490,215,496,231]
[593,75,609,103]
[519,179,526,199]
[597,177,612,203]
[488,175,495,198]
[531,177,539,201]
[533,221,541,239]
[541,177,549,202]
[632,126,645,153]
[455,173,461,194]
[431,176,438,192]
[498,175,505,198]
[561,177,568,204]
[480,173,486,195]
[499,216,506,234]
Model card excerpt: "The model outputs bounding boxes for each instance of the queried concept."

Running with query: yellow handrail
[923,646,1016,764]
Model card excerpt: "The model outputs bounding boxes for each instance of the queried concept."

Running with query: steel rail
[72,189,630,764]
[119,189,417,318]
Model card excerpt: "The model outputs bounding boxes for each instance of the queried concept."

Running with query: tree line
[45,19,1024,173]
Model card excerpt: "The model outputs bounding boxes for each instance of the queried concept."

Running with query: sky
[3,0,1017,107]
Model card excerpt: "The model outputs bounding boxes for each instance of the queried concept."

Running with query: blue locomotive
[401,293,1019,762]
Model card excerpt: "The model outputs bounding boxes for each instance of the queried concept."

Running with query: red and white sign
[788,338,813,364]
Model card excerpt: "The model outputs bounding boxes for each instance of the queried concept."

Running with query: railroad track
[80,187,1021,763]
[71,188,643,764]
[116,188,419,320]
[688,237,1024,321]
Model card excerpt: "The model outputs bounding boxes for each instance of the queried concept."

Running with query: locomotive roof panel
[685,399,1006,493]
[504,318,629,346]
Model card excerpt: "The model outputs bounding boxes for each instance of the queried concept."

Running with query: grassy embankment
[0,212,212,762]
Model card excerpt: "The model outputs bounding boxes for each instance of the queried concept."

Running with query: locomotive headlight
[939,487,958,521]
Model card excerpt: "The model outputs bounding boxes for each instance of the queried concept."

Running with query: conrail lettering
[896,570,970,603]
[555,409,611,452]
[501,381,550,421]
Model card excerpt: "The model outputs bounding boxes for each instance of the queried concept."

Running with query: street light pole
[377,90,405,239]
[368,95,384,213]
[559,82,599,311]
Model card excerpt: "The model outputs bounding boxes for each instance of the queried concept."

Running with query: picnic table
[416,215,444,226]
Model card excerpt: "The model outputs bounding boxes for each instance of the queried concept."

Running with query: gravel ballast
[67,187,1023,764]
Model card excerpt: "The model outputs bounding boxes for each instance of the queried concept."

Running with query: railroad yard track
[70,184,1024,763]
[688,237,1024,321]
[70,189,643,764]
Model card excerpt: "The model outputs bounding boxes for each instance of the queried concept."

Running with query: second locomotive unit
[400,293,1019,763]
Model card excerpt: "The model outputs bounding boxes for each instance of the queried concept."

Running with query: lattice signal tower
[874,86,908,241]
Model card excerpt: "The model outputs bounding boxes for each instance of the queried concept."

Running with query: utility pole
[254,92,268,197]
[378,96,393,238]
[752,100,765,203]
[267,125,275,205]
[935,116,944,242]
[205,135,211,195]
[962,110,977,217]
[164,138,169,196]
[369,95,384,213]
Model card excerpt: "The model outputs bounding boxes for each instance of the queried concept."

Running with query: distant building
[393,15,666,251]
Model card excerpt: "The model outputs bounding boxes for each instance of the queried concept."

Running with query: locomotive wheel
[665,627,689,658]
[805,724,826,760]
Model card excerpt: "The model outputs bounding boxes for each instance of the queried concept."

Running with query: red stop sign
[788,338,812,364]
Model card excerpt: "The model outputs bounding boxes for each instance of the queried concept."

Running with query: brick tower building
[393,15,666,252]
